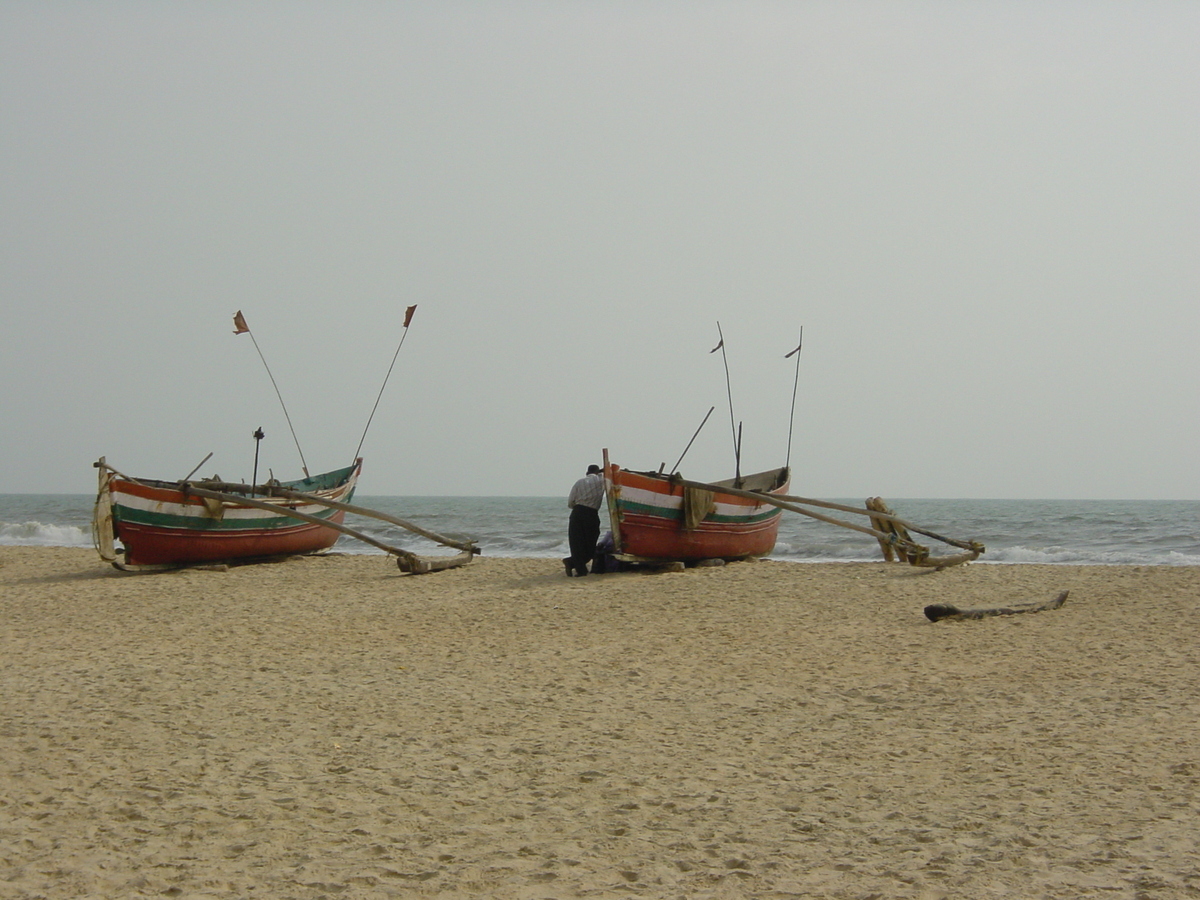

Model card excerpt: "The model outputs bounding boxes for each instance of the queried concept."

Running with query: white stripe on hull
[617,484,775,519]
[112,489,343,522]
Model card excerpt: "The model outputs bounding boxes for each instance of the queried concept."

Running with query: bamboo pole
[665,475,983,568]
[766,492,980,553]
[712,323,740,480]
[180,485,472,574]
[785,327,803,470]
[214,483,478,553]
[668,475,892,541]
[669,406,715,476]
[233,311,310,477]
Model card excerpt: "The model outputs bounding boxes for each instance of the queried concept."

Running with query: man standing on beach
[563,464,605,577]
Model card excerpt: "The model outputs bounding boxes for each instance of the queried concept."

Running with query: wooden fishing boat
[94,459,361,567]
[88,306,480,573]
[603,458,790,563]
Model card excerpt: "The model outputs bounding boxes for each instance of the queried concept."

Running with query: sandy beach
[1,547,1198,899]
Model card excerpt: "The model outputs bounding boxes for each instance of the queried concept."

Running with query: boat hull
[107,462,360,566]
[605,463,789,562]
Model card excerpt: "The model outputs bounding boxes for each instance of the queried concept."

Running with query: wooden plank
[603,448,623,556]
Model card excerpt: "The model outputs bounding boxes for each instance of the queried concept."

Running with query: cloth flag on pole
[403,305,417,328]
[233,311,250,334]
[709,339,723,354]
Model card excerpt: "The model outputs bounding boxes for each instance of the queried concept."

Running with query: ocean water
[2,494,1198,566]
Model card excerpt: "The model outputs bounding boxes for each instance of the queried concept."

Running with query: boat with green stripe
[603,456,790,563]
[94,459,360,567]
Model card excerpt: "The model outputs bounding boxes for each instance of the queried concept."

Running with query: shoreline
[5,495,1200,568]
[3,548,1199,898]
[5,544,1200,567]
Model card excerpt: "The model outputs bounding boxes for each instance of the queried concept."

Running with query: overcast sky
[2,2,1196,499]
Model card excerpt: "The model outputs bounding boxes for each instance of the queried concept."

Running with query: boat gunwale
[108,460,360,509]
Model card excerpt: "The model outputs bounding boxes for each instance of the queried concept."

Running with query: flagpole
[669,405,715,476]
[785,326,804,470]
[711,322,739,479]
[233,311,310,478]
[354,304,417,463]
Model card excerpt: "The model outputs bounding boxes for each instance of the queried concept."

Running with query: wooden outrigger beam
[202,482,478,553]
[665,475,984,569]
[181,485,476,574]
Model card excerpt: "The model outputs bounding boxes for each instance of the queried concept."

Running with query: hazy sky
[2,2,1197,499]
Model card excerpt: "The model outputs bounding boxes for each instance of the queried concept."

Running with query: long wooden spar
[773,493,979,553]
[663,475,984,568]
[181,485,475,574]
[200,482,478,552]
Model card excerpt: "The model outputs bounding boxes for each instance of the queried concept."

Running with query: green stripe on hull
[113,504,340,532]
[616,498,781,526]
[281,464,359,492]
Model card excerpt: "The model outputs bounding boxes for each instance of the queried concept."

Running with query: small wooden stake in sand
[924,590,1070,622]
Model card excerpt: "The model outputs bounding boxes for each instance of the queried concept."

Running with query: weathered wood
[866,496,897,562]
[785,493,979,553]
[602,449,623,555]
[924,590,1069,622]
[183,485,419,561]
[612,554,688,572]
[866,496,920,563]
[666,475,983,568]
[671,477,928,557]
[93,458,117,562]
[669,475,889,541]
[924,549,988,571]
[248,485,477,553]
[182,485,472,574]
[397,549,476,575]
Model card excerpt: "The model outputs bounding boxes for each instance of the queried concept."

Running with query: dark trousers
[565,505,601,576]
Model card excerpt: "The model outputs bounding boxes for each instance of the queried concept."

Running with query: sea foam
[0,521,91,547]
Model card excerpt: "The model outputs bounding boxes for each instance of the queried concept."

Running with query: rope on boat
[667,474,985,569]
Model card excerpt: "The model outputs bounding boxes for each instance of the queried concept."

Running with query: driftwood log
[924,590,1069,622]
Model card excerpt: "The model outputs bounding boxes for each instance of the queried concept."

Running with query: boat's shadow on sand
[8,567,128,586]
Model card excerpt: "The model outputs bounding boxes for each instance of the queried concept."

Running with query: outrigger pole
[785,326,803,469]
[666,473,985,570]
[233,311,310,477]
[354,304,417,463]
[180,482,475,574]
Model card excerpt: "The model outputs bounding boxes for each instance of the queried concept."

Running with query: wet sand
[2,547,1198,899]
